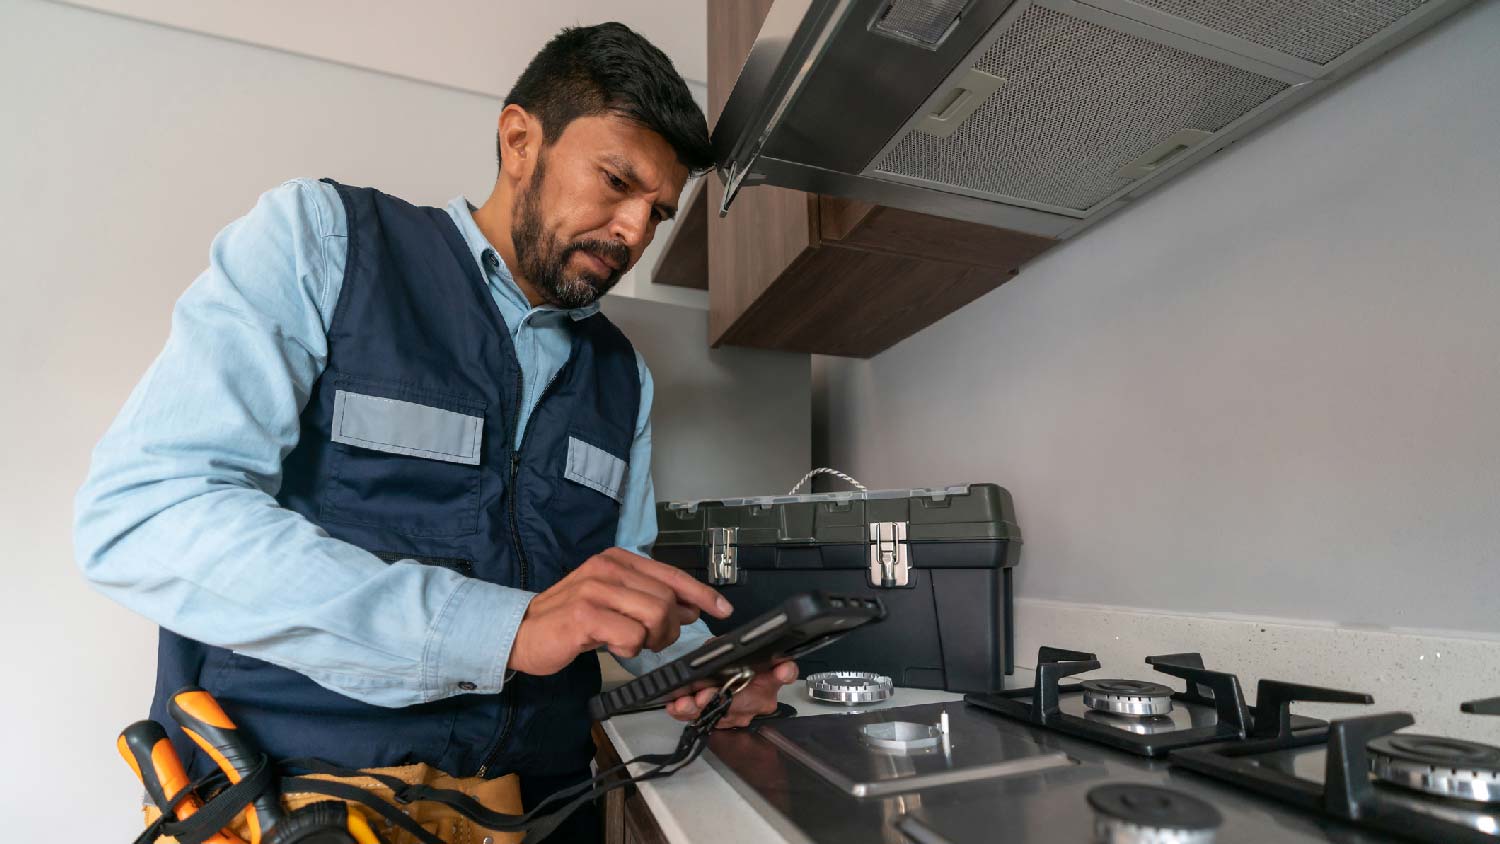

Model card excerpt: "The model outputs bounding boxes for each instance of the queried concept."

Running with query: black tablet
[588,591,886,721]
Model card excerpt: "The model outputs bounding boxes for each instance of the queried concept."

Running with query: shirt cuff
[423,578,533,700]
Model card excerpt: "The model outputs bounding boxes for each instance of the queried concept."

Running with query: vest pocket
[549,424,630,563]
[331,390,482,464]
[322,375,487,538]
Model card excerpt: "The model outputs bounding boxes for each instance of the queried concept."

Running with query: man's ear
[497,103,540,183]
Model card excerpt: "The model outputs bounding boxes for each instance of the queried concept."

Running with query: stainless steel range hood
[712,0,1473,239]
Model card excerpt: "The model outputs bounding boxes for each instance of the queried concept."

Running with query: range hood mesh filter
[871,5,1289,212]
[1129,0,1427,65]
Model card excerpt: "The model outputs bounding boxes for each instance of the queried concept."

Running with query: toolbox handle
[788,467,867,495]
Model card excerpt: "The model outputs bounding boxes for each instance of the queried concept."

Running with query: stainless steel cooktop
[708,703,1366,844]
[704,647,1500,844]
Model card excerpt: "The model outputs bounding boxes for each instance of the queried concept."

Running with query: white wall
[603,296,811,504]
[0,0,781,836]
[53,0,708,92]
[815,2,1500,635]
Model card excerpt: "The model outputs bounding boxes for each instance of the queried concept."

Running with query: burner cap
[1088,784,1222,844]
[1082,679,1176,717]
[1368,734,1500,803]
[806,671,894,705]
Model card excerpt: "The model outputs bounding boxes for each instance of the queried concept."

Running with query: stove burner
[1368,734,1500,803]
[1084,709,1180,736]
[1082,679,1176,717]
[1087,784,1222,844]
[859,720,941,754]
[807,671,894,705]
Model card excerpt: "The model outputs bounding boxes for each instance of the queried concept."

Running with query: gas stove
[965,646,1351,757]
[705,645,1500,843]
[1171,694,1500,842]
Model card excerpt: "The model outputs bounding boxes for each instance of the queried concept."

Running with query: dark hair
[501,22,713,174]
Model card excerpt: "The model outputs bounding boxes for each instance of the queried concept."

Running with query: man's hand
[664,661,799,729]
[508,547,734,677]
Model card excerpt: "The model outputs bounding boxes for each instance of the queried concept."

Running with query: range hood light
[871,0,970,49]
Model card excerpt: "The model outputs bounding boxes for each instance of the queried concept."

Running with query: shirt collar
[443,197,601,322]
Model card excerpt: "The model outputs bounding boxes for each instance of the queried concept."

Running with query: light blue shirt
[74,179,708,708]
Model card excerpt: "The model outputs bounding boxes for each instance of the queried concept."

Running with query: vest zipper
[474,688,515,779]
[507,359,571,590]
[510,364,528,590]
[475,357,572,778]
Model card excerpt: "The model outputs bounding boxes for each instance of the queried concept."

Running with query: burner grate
[1172,698,1500,843]
[965,647,1362,757]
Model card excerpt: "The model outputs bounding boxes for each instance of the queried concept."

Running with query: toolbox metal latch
[868,521,911,588]
[707,527,738,585]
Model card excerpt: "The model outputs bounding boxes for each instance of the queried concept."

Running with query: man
[74,22,796,843]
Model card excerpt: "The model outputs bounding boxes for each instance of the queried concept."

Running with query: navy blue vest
[149,180,641,781]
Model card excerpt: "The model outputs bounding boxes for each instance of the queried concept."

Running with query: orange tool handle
[169,687,285,843]
[117,720,247,844]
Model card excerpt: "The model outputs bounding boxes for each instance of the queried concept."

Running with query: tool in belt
[121,671,755,844]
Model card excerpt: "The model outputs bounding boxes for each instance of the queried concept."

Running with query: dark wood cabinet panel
[706,174,819,345]
[716,243,1023,357]
[705,0,819,346]
[819,197,1055,270]
[594,723,668,844]
[707,0,768,124]
[651,177,708,290]
[692,0,1057,356]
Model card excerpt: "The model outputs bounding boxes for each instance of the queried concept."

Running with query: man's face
[511,113,689,309]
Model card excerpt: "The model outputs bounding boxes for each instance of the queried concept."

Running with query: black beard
[511,155,629,309]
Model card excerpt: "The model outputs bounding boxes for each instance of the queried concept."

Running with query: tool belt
[143,763,525,844]
[124,670,755,843]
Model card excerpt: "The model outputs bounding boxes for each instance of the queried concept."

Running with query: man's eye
[604,171,627,191]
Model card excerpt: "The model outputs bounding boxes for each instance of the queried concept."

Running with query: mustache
[564,239,630,275]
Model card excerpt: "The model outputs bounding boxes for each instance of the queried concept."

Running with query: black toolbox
[653,483,1021,692]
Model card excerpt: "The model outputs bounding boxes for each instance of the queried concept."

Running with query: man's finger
[604,565,702,626]
[773,661,799,684]
[721,687,777,727]
[727,675,783,715]
[609,547,731,616]
[581,605,650,659]
[666,662,799,723]
[580,580,680,652]
[601,548,734,619]
[666,695,696,719]
[668,691,707,720]
[670,686,725,718]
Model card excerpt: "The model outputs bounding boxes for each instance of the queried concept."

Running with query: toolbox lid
[665,483,976,512]
[655,482,1021,548]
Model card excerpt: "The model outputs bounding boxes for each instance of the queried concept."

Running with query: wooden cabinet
[593,723,669,844]
[698,0,1056,357]
[649,177,707,290]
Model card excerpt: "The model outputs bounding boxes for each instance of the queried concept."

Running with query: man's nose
[608,200,652,255]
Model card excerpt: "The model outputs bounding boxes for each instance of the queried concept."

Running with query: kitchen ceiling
[51,0,709,96]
